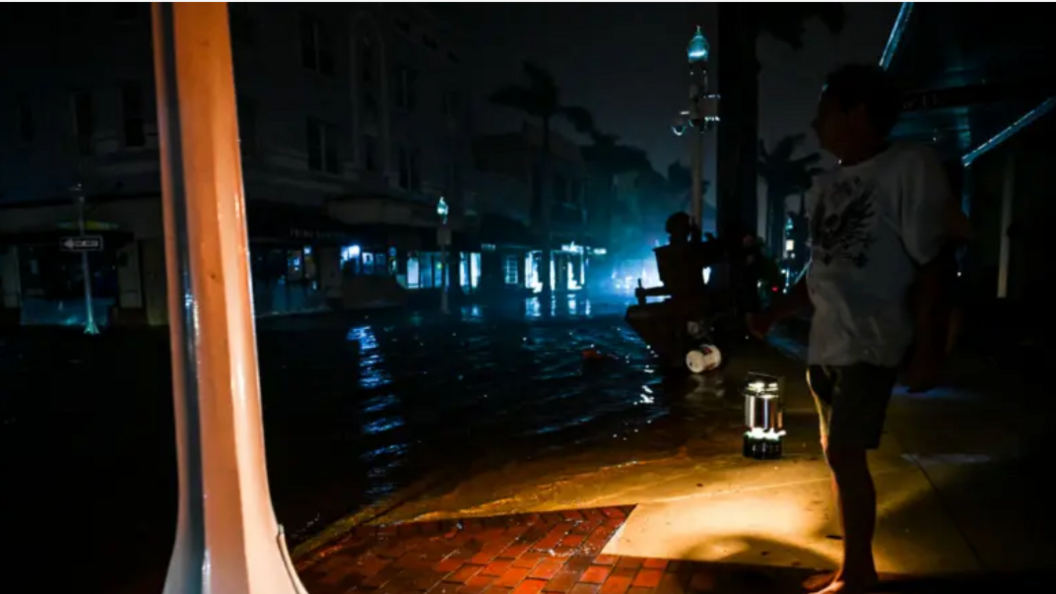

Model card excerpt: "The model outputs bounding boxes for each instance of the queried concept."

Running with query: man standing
[750,64,952,594]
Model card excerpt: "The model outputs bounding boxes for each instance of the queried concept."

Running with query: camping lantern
[743,373,785,459]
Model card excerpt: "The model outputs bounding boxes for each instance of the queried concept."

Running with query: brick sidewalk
[295,507,820,594]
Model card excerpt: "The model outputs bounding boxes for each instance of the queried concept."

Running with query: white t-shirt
[805,142,950,367]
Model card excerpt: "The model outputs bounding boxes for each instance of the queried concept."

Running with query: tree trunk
[540,118,554,297]
[767,188,787,259]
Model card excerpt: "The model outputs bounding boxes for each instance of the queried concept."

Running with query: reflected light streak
[346,325,392,389]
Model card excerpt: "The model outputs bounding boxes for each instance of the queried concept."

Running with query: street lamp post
[672,26,719,238]
[437,196,450,314]
[71,183,100,335]
[151,3,307,593]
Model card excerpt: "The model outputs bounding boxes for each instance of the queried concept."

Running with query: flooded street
[0,295,752,594]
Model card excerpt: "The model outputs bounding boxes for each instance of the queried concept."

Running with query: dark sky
[458,2,900,204]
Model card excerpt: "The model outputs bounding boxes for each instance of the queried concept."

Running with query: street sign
[61,235,104,252]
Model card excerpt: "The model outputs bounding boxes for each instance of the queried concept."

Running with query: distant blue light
[687,25,709,63]
[879,3,914,71]
[962,97,1056,167]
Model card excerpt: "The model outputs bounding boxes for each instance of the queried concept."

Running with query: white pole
[151,3,307,593]
[440,225,449,314]
[690,127,703,234]
[74,184,100,335]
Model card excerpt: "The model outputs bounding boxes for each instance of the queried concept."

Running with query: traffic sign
[61,235,104,252]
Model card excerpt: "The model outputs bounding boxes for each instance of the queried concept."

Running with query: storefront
[0,228,133,327]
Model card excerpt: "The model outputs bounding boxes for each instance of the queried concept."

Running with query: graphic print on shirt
[810,175,878,267]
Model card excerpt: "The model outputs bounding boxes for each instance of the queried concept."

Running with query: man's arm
[772,264,811,322]
[902,147,955,386]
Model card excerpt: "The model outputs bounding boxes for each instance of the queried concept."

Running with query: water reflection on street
[258,294,728,544]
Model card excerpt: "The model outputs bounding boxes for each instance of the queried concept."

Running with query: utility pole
[72,183,100,335]
[152,3,308,593]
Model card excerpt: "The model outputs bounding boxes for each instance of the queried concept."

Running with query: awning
[245,200,354,245]
[343,223,480,252]
[888,4,1056,160]
[477,214,539,250]
[0,228,134,248]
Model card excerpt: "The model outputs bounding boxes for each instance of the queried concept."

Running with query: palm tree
[666,161,713,230]
[490,62,595,295]
[716,4,844,235]
[757,133,822,257]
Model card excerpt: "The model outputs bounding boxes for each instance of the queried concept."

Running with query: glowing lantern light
[687,25,709,63]
[743,373,785,459]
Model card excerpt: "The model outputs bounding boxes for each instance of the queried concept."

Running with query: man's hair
[823,64,901,137]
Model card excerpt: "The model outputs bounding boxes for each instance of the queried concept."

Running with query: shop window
[362,252,374,275]
[420,252,434,288]
[374,253,387,275]
[504,254,519,285]
[287,250,304,281]
[407,252,420,288]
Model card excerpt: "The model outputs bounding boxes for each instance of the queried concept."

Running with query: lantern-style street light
[671,25,719,238]
[437,196,451,314]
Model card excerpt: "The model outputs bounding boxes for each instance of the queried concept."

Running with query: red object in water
[582,348,603,360]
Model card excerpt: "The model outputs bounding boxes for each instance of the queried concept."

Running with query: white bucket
[686,344,722,374]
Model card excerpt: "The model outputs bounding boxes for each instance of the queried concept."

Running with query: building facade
[472,123,598,296]
[885,2,1056,308]
[0,3,478,327]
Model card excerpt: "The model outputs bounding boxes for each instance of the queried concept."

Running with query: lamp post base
[743,433,783,460]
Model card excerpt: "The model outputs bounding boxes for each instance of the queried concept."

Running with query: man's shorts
[807,363,898,450]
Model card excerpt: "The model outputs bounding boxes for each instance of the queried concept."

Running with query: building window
[395,147,421,190]
[444,160,455,194]
[363,135,379,172]
[306,119,339,174]
[121,81,145,148]
[407,252,420,288]
[504,254,519,285]
[410,149,422,191]
[553,174,569,204]
[397,147,410,189]
[360,37,374,83]
[17,96,33,142]
[229,3,254,45]
[300,13,334,75]
[71,91,93,156]
[570,180,583,206]
[396,66,417,110]
[237,97,258,154]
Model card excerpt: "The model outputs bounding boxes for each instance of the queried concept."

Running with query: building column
[140,238,169,326]
[117,241,144,310]
[996,151,1016,299]
[1,245,21,310]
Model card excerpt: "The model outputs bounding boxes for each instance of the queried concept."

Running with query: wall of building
[0,3,475,325]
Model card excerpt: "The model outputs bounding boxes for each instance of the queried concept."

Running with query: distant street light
[437,196,450,314]
[671,25,719,238]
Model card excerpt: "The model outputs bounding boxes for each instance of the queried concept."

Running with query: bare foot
[801,572,836,591]
[808,573,878,594]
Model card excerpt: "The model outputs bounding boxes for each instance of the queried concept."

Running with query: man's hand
[746,309,776,340]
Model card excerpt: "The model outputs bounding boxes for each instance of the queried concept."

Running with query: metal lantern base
[743,434,783,460]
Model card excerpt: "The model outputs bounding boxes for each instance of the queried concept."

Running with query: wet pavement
[3,293,1052,593]
[0,294,744,594]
